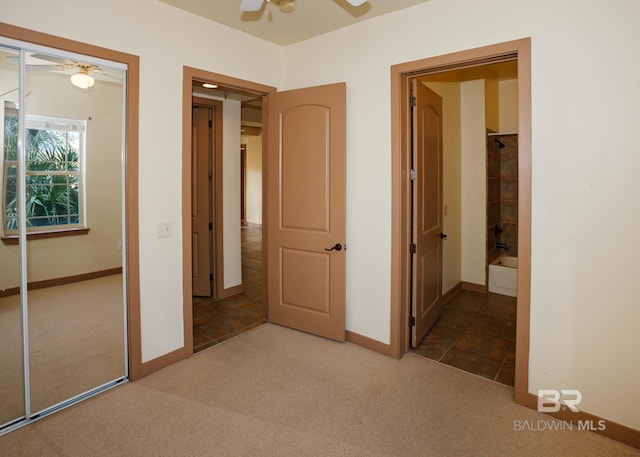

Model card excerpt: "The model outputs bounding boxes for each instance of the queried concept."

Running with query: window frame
[2,112,87,237]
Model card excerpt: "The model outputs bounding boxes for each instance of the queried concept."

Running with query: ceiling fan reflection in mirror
[240,0,368,13]
[7,54,122,89]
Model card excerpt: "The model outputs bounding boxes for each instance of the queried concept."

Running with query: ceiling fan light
[279,1,294,13]
[203,82,218,89]
[70,71,95,89]
[346,0,368,6]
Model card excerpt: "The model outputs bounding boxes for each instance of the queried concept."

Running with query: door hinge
[410,169,417,181]
[209,222,213,230]
[208,120,212,128]
[410,95,416,108]
[409,243,416,255]
[210,273,213,281]
[409,316,416,326]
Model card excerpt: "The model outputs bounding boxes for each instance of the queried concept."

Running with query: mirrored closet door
[0,40,128,433]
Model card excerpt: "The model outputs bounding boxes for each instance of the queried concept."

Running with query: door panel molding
[268,83,346,343]
[411,82,443,347]
[191,104,215,297]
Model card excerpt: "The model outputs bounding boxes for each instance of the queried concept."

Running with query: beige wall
[240,134,262,225]
[460,80,487,286]
[499,79,518,132]
[484,78,500,132]
[422,82,461,295]
[0,71,123,291]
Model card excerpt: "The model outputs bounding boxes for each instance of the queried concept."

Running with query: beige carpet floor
[0,323,637,456]
[0,274,125,425]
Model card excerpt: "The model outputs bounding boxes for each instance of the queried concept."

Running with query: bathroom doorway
[408,61,520,386]
[390,39,532,400]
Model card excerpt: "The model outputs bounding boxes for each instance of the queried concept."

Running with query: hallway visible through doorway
[192,226,265,353]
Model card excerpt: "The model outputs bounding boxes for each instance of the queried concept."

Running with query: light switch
[157,222,173,238]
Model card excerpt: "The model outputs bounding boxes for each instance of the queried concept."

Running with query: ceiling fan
[240,0,368,13]
[7,54,121,89]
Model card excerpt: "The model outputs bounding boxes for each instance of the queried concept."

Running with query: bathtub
[488,256,518,297]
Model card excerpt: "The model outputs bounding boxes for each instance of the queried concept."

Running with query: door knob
[440,233,447,239]
[324,243,343,252]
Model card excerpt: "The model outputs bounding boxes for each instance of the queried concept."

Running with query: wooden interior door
[411,81,444,347]
[192,106,212,297]
[267,83,346,342]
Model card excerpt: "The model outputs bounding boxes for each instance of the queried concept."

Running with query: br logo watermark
[537,389,582,413]
[513,389,607,432]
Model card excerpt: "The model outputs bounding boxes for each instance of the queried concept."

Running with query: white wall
[2,0,283,363]
[283,0,640,430]
[460,80,487,286]
[422,82,461,295]
[221,99,242,289]
[241,134,263,225]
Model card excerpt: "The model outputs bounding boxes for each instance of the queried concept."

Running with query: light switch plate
[157,222,172,238]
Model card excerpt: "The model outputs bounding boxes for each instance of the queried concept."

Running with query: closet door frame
[0,22,141,434]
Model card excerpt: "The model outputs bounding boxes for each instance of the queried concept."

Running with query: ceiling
[158,0,432,46]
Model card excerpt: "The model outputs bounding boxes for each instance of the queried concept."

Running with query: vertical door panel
[268,83,346,342]
[280,105,329,232]
[411,81,444,348]
[192,106,212,297]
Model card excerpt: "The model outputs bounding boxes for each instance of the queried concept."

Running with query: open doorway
[407,61,520,386]
[390,38,532,405]
[185,74,272,354]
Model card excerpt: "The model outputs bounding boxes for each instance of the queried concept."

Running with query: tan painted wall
[499,79,518,132]
[485,78,499,132]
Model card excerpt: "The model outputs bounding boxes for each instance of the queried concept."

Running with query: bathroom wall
[487,76,518,264]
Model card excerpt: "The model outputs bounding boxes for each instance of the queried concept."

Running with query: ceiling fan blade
[345,0,368,5]
[95,70,123,82]
[26,64,66,72]
[30,54,76,66]
[240,0,264,12]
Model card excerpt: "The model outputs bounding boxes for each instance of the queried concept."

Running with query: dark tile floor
[192,225,265,353]
[412,290,516,386]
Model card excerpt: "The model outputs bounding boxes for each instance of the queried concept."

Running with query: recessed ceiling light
[203,83,218,89]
